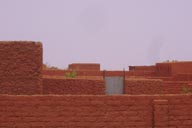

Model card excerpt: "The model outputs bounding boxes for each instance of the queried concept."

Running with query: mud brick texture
[68,63,100,71]
[125,79,163,95]
[0,95,192,128]
[0,41,42,94]
[43,78,105,95]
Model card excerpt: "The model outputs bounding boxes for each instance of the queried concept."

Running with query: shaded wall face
[1,95,192,128]
[0,41,42,95]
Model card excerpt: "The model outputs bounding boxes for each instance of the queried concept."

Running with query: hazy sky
[0,0,192,70]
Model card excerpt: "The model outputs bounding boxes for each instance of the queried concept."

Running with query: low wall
[125,79,163,94]
[43,70,103,77]
[68,63,100,71]
[172,73,192,81]
[0,95,192,128]
[127,70,156,77]
[129,65,156,71]
[161,81,192,94]
[125,79,192,95]
[43,70,156,78]
[43,78,105,95]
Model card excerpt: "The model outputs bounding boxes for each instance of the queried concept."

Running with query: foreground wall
[43,78,105,95]
[0,41,42,94]
[0,95,192,128]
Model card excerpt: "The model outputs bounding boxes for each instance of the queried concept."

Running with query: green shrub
[71,71,77,78]
[65,71,77,78]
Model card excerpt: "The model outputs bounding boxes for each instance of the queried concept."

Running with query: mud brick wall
[125,79,192,95]
[129,65,156,71]
[0,95,153,128]
[172,74,192,81]
[127,70,156,77]
[43,78,105,95]
[43,69,103,77]
[161,81,192,94]
[156,63,172,76]
[171,62,192,75]
[125,79,163,94]
[0,41,42,94]
[68,63,100,71]
[0,95,192,128]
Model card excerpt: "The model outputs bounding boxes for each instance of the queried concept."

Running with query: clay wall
[43,78,105,95]
[0,95,192,128]
[129,65,156,71]
[171,73,192,81]
[125,79,163,95]
[68,63,100,71]
[156,63,172,76]
[0,41,42,95]
[125,79,192,95]
[171,62,192,75]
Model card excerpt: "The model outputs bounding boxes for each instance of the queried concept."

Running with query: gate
[104,76,124,95]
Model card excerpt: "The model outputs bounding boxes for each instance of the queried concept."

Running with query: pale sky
[0,0,192,70]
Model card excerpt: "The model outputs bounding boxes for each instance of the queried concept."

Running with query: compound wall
[43,78,105,95]
[0,95,192,128]
[171,62,192,75]
[125,79,192,95]
[129,65,156,71]
[125,79,163,95]
[0,41,42,95]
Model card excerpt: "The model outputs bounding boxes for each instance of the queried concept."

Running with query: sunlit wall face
[0,0,192,70]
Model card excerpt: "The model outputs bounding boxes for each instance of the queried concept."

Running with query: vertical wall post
[153,100,169,128]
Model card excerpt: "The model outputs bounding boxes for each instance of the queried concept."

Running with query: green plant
[181,85,192,94]
[71,71,77,78]
[65,71,77,78]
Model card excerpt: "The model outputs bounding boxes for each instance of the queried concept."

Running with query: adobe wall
[129,65,156,71]
[43,78,105,95]
[171,62,192,75]
[68,63,100,71]
[156,63,172,76]
[125,79,163,94]
[172,73,192,81]
[43,69,156,79]
[125,79,192,95]
[0,41,42,94]
[161,81,192,94]
[0,94,192,128]
[43,69,103,77]
[127,70,156,77]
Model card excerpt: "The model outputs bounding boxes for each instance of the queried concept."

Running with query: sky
[0,0,192,70]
